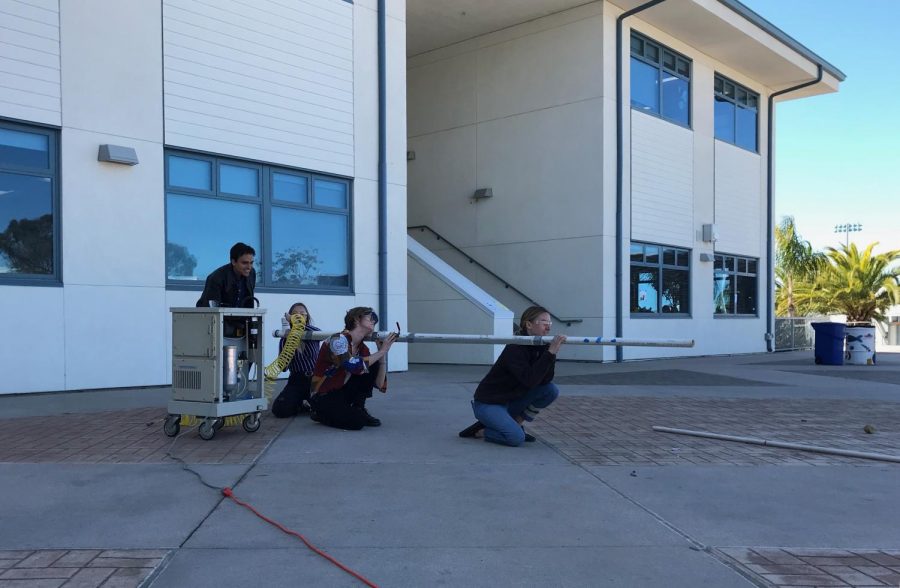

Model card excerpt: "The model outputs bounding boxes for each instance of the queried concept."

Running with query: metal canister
[223,345,238,393]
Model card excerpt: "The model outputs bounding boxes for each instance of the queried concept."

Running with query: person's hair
[230,242,256,261]
[288,302,312,326]
[344,306,375,331]
[516,305,550,335]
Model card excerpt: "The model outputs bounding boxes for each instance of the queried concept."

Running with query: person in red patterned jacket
[309,307,398,430]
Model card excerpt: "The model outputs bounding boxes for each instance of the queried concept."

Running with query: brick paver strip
[0,408,290,464]
[530,396,900,466]
[0,551,165,588]
[62,568,115,588]
[718,547,900,587]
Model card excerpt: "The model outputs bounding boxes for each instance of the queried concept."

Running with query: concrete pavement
[0,349,898,587]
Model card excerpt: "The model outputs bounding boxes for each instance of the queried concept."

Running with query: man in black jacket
[196,242,257,308]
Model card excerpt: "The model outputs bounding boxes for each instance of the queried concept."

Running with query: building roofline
[719,0,846,81]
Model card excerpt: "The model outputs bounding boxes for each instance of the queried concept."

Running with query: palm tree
[808,243,900,323]
[774,216,825,317]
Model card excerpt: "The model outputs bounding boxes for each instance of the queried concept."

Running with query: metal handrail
[408,225,582,326]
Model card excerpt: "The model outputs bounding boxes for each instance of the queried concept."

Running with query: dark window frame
[713,253,759,317]
[630,241,692,317]
[630,31,692,128]
[0,118,61,286]
[714,73,759,152]
[165,148,354,295]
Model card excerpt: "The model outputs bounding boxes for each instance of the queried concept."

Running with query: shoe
[458,421,484,438]
[363,409,381,427]
[310,410,321,423]
[522,428,536,443]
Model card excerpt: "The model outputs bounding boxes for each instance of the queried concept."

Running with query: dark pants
[271,371,312,418]
[309,362,380,430]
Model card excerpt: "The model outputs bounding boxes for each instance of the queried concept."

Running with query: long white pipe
[276,331,695,348]
[653,426,900,464]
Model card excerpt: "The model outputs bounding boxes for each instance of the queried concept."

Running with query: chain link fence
[774,317,817,351]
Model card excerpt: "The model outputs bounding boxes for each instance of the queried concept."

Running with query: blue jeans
[472,383,559,447]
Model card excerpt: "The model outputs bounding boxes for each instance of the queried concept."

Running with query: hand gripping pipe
[293,331,694,348]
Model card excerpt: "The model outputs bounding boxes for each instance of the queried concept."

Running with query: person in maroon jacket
[308,307,398,430]
[459,306,566,446]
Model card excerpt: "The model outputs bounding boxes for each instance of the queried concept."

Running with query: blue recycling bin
[811,322,845,365]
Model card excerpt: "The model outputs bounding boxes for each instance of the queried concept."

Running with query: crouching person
[459,306,566,446]
[309,307,398,430]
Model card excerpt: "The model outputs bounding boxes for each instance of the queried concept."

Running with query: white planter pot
[845,325,876,365]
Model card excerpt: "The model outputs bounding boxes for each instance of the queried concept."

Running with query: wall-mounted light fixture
[699,253,714,262]
[472,188,493,200]
[98,144,139,166]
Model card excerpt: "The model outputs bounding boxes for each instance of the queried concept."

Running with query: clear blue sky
[740,0,899,254]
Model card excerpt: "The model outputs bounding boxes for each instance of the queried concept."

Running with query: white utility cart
[164,307,267,440]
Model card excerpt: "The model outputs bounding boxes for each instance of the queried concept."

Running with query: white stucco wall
[407,3,607,361]
[407,2,774,363]
[0,0,408,393]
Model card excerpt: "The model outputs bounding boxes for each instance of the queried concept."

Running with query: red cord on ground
[220,487,378,588]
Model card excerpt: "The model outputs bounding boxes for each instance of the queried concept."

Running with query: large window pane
[631,57,659,114]
[714,97,735,143]
[662,268,689,313]
[736,274,757,315]
[220,164,258,197]
[661,75,689,125]
[313,179,347,208]
[273,173,307,204]
[0,172,53,275]
[166,194,259,280]
[271,208,348,287]
[630,243,643,262]
[168,156,211,191]
[631,267,659,313]
[0,129,49,169]
[735,106,758,152]
[714,270,734,314]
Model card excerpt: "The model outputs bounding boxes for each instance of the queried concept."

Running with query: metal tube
[653,426,900,464]
[297,331,694,348]
[616,0,667,363]
[223,345,238,392]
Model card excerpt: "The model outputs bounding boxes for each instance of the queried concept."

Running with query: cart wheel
[212,417,225,431]
[163,414,181,437]
[199,418,216,441]
[242,413,261,433]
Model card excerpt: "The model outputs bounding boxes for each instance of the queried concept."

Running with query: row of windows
[631,32,759,153]
[630,242,759,317]
[0,119,354,292]
[165,151,352,291]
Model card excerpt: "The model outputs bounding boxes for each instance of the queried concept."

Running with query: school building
[0,0,842,394]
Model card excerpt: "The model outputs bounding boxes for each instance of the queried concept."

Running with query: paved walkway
[0,350,898,587]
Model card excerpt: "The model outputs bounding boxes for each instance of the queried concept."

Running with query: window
[0,121,59,284]
[165,151,352,291]
[630,242,690,315]
[630,32,691,126]
[714,254,758,315]
[714,74,759,152]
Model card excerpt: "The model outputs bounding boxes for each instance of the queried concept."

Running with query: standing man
[196,242,257,308]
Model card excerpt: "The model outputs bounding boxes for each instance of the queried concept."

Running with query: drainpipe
[616,0,666,362]
[377,0,388,328]
[765,64,822,351]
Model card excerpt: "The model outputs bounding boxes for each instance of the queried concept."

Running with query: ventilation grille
[175,369,201,390]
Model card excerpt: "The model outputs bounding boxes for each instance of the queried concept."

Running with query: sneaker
[522,428,536,443]
[310,410,321,423]
[363,409,381,427]
[458,421,485,438]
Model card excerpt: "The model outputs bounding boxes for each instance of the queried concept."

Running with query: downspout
[615,0,666,362]
[765,64,822,351]
[377,0,388,327]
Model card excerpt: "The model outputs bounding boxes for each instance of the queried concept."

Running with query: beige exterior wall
[408,1,779,361]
